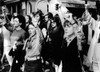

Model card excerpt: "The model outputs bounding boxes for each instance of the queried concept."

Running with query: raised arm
[82,4,97,30]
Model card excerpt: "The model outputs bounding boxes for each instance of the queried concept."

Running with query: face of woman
[28,24,36,36]
[25,16,29,23]
[51,21,57,28]
[45,15,49,22]
[64,22,74,36]
[13,18,21,28]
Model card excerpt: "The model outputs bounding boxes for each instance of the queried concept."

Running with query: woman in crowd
[48,14,64,72]
[8,15,26,72]
[61,18,82,72]
[1,14,14,71]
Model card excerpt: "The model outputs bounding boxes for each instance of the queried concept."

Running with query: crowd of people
[0,2,100,72]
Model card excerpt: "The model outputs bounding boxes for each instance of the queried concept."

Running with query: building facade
[2,0,97,16]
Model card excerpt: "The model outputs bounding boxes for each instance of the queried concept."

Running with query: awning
[3,0,20,4]
[61,0,96,8]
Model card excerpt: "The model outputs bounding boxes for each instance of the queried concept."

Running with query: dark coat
[9,45,25,72]
[62,37,82,72]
